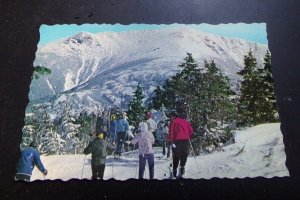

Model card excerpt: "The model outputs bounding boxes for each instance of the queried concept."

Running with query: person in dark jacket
[15,141,48,182]
[84,132,115,180]
[157,121,170,158]
[108,114,117,144]
[95,111,110,138]
[169,109,194,178]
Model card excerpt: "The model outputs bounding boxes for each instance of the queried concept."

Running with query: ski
[113,155,122,160]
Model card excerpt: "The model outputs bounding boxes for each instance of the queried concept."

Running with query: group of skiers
[14,106,194,181]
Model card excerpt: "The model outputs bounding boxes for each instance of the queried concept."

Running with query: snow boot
[180,167,185,176]
[173,168,177,178]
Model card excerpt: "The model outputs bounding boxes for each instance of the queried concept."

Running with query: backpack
[96,116,109,133]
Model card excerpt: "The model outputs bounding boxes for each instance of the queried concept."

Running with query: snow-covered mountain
[30,27,268,113]
[31,123,288,181]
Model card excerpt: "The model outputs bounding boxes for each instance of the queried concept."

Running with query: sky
[39,23,267,46]
[31,123,288,181]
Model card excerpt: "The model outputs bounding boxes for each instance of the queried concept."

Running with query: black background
[1,0,300,199]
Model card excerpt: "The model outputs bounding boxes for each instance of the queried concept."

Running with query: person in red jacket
[168,109,194,178]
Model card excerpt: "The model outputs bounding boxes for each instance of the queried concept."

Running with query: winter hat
[139,122,148,132]
[116,111,123,119]
[97,133,104,139]
[176,106,187,119]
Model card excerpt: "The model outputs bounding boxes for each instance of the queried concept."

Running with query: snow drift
[31,123,289,181]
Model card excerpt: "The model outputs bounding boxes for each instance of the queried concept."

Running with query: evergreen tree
[160,79,177,113]
[151,86,165,110]
[175,52,202,108]
[165,52,204,120]
[237,50,261,125]
[190,60,236,154]
[256,51,278,123]
[202,60,236,127]
[127,83,146,130]
[32,65,52,79]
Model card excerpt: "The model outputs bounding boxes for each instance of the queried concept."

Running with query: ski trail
[46,78,56,95]
[78,57,100,85]
[75,54,85,85]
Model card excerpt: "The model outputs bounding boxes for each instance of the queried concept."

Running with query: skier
[108,114,117,144]
[157,121,170,158]
[131,122,155,179]
[84,132,115,180]
[115,111,129,157]
[169,108,194,178]
[145,111,157,145]
[15,141,48,182]
[95,111,110,139]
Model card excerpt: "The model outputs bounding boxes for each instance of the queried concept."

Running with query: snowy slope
[31,123,288,181]
[29,27,268,113]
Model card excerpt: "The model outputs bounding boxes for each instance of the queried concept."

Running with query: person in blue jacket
[114,112,129,157]
[15,141,48,182]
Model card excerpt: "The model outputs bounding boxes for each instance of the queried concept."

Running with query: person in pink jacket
[168,109,194,178]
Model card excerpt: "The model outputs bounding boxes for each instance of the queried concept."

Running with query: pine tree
[127,82,146,130]
[160,79,177,113]
[237,50,261,125]
[175,52,202,107]
[152,52,204,122]
[256,50,278,123]
[202,60,236,126]
[189,60,236,153]
[167,52,204,120]
[151,86,165,110]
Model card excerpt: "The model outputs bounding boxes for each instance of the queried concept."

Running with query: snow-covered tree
[237,50,277,126]
[255,51,278,123]
[22,103,61,155]
[202,60,237,126]
[57,102,81,154]
[74,111,95,153]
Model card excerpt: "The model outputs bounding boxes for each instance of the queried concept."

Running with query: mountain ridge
[29,27,268,113]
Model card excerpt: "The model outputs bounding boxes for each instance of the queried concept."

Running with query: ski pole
[189,140,201,174]
[112,152,114,179]
[134,144,138,179]
[81,154,86,179]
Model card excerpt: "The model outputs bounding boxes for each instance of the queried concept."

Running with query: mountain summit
[30,28,268,113]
